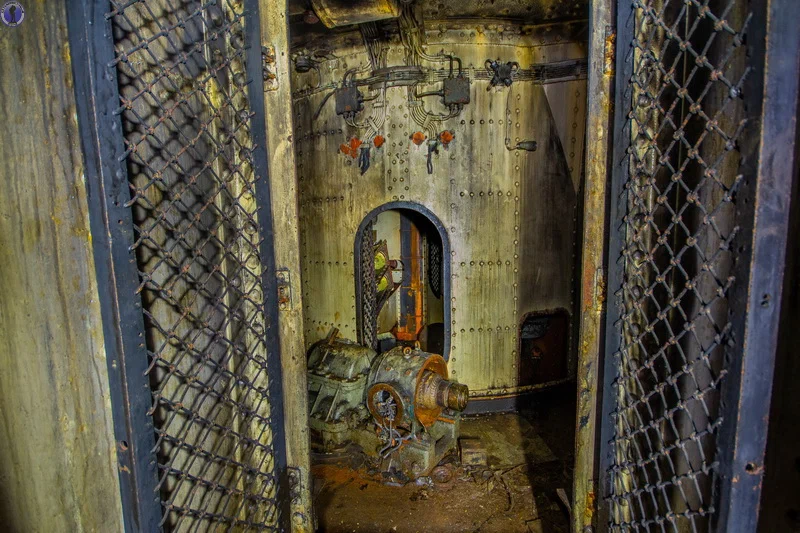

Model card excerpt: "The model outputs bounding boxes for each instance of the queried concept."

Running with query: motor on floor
[307,329,468,479]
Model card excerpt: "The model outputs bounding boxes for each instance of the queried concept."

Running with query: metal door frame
[66,1,290,530]
[714,1,800,528]
[354,201,452,358]
[596,0,800,530]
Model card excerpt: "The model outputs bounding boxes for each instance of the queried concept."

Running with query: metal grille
[108,0,282,529]
[428,236,442,299]
[358,220,378,350]
[606,0,752,530]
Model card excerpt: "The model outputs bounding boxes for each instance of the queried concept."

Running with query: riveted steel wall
[598,0,799,531]
[290,16,589,401]
[69,0,290,530]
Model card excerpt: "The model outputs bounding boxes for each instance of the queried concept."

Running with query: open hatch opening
[355,204,450,357]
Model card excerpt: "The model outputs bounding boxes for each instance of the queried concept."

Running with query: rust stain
[604,31,616,75]
[582,264,595,309]
[312,464,362,486]
[596,268,606,307]
[584,489,596,521]
[573,12,614,533]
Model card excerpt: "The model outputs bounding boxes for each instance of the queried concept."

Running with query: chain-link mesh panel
[427,235,442,299]
[107,1,280,530]
[607,0,752,530]
[359,220,378,350]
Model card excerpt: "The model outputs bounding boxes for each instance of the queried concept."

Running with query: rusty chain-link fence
[107,0,284,529]
[604,0,754,530]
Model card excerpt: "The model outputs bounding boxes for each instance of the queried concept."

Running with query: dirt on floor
[311,384,576,533]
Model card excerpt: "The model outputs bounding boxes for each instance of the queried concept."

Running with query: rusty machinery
[307,330,468,479]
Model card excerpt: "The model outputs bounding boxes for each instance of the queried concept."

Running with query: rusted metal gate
[68,0,289,531]
[599,0,799,531]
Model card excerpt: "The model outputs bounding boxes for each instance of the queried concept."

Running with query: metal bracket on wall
[277,267,292,310]
[594,267,606,309]
[485,59,520,90]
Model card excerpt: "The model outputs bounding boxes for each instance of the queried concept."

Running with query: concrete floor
[311,385,576,533]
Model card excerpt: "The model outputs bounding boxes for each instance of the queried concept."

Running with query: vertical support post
[243,0,291,529]
[257,1,315,529]
[66,0,162,531]
[573,0,616,530]
[715,0,800,530]
[596,0,636,527]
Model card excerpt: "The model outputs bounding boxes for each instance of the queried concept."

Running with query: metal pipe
[309,0,400,28]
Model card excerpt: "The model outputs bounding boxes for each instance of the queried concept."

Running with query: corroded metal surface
[308,340,466,479]
[309,336,376,381]
[0,2,124,530]
[572,1,614,531]
[291,15,588,399]
[366,346,460,428]
[307,336,375,440]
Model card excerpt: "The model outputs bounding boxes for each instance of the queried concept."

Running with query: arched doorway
[354,202,451,359]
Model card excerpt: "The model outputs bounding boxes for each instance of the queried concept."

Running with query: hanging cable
[397,5,466,130]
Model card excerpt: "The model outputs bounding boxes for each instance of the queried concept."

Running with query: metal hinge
[262,45,278,91]
[288,466,312,531]
[277,268,292,310]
